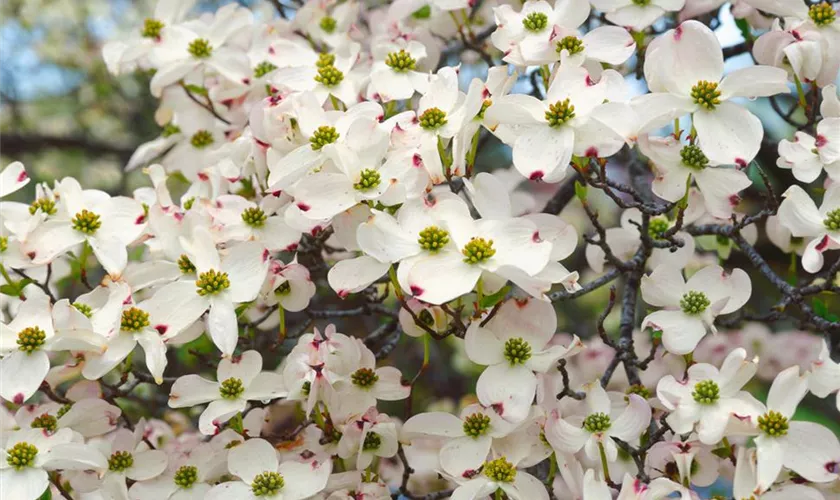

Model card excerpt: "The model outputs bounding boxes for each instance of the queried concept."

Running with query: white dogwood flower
[206,438,331,499]
[656,347,761,445]
[466,298,583,423]
[640,264,751,354]
[168,350,286,435]
[635,20,789,166]
[777,183,840,273]
[546,382,652,465]
[750,366,840,492]
[1,428,107,500]
[776,85,840,182]
[487,65,634,183]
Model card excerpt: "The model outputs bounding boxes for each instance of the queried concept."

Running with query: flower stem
[411,333,431,385]
[438,136,452,178]
[466,127,480,177]
[793,74,808,112]
[546,453,557,487]
[388,265,403,300]
[597,441,612,485]
[494,489,503,500]
[278,306,286,344]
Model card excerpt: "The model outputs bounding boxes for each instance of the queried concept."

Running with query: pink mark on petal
[482,87,491,99]
[729,194,741,207]
[792,30,802,41]
[13,393,24,404]
[300,450,315,460]
[226,177,241,183]
[634,478,647,493]
[135,214,146,224]
[173,212,184,222]
[815,235,830,252]
[297,202,311,212]
[515,297,530,308]
[585,75,595,87]
[122,296,133,305]
[231,354,243,364]
[674,24,683,41]
[337,289,350,299]
[262,249,270,262]
[815,135,828,148]
[255,138,270,149]
[27,251,36,260]
[585,147,598,157]
[825,461,838,474]
[310,225,323,236]
[197,172,209,181]
[532,231,542,242]
[286,242,299,252]
[491,402,504,416]
[155,325,168,335]
[17,171,28,183]
[377,113,384,122]
[529,171,544,181]
[735,158,747,168]
[409,285,424,296]
[462,469,479,479]
[268,46,276,55]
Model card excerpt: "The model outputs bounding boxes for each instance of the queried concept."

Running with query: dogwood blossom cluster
[1,0,839,498]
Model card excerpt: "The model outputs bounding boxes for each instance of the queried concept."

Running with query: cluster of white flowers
[1,0,840,498]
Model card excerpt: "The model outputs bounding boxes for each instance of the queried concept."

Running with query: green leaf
[184,84,209,96]
[480,285,510,309]
[813,299,828,317]
[574,181,587,202]
[235,302,252,318]
[734,18,753,42]
[812,299,839,322]
[37,486,52,500]
[229,412,244,434]
[711,445,731,459]
[0,278,32,297]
